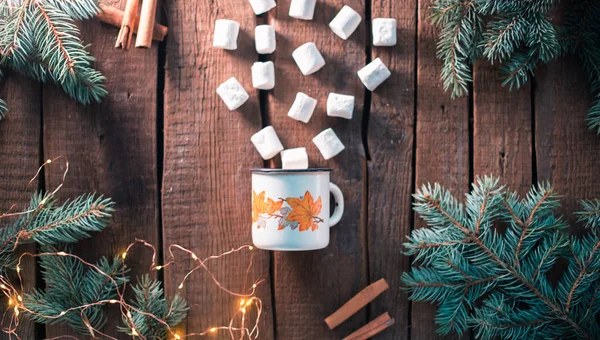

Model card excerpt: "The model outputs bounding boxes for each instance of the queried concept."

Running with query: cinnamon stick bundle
[324,278,389,329]
[115,0,139,49]
[343,312,395,340]
[135,0,158,48]
[98,4,168,42]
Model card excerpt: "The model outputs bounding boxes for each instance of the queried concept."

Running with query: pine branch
[404,176,598,339]
[432,0,483,98]
[0,0,107,115]
[23,245,127,335]
[118,275,189,338]
[482,14,527,63]
[429,0,600,132]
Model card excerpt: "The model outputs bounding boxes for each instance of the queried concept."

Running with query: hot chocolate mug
[251,168,344,251]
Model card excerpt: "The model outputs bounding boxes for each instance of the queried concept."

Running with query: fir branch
[429,0,600,132]
[482,14,527,63]
[433,0,482,98]
[0,0,107,115]
[118,275,189,338]
[43,0,100,20]
[405,176,598,339]
[23,246,127,335]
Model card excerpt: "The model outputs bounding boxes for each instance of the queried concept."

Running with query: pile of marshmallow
[213,0,397,169]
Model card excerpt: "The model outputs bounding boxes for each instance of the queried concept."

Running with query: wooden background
[1,0,599,338]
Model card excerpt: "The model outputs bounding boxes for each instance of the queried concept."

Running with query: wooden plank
[0,73,40,339]
[535,59,600,217]
[473,61,533,195]
[266,0,367,338]
[413,0,470,338]
[161,0,275,338]
[366,0,416,337]
[42,8,160,337]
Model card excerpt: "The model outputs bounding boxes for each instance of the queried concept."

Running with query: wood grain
[42,6,160,337]
[161,0,274,337]
[473,61,532,195]
[0,73,40,340]
[413,0,470,338]
[366,0,416,338]
[266,0,367,338]
[535,59,600,219]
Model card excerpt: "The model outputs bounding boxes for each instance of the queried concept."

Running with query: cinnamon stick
[115,0,139,49]
[135,0,158,48]
[343,313,395,340]
[324,278,389,329]
[97,4,168,42]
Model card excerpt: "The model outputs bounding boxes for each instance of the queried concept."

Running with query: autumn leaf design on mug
[252,189,323,232]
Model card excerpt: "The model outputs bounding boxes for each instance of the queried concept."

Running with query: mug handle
[329,183,344,227]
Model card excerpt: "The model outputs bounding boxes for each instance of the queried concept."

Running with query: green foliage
[0,0,106,119]
[118,275,189,338]
[430,0,600,133]
[0,192,114,272]
[403,176,600,339]
[23,245,127,335]
[0,184,187,338]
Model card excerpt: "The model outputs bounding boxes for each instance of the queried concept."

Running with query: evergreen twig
[430,0,600,133]
[403,176,600,339]
[0,0,106,120]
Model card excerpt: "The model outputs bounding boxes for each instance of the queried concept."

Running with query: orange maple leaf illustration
[252,190,269,223]
[266,198,284,215]
[285,191,323,231]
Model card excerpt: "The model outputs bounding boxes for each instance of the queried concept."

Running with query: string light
[155,265,162,270]
[210,327,217,333]
[131,328,138,336]
[240,299,245,306]
[173,334,181,340]
[57,251,67,256]
[121,252,127,260]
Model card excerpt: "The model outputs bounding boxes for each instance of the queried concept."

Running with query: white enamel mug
[251,168,344,251]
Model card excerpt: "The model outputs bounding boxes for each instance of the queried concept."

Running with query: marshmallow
[327,93,354,119]
[216,77,249,110]
[313,128,345,160]
[252,62,275,90]
[213,19,240,50]
[372,18,397,46]
[289,0,316,20]
[292,42,326,75]
[288,92,317,123]
[357,58,391,91]
[248,0,276,15]
[255,25,276,54]
[281,148,309,169]
[329,5,361,40]
[251,126,284,160]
